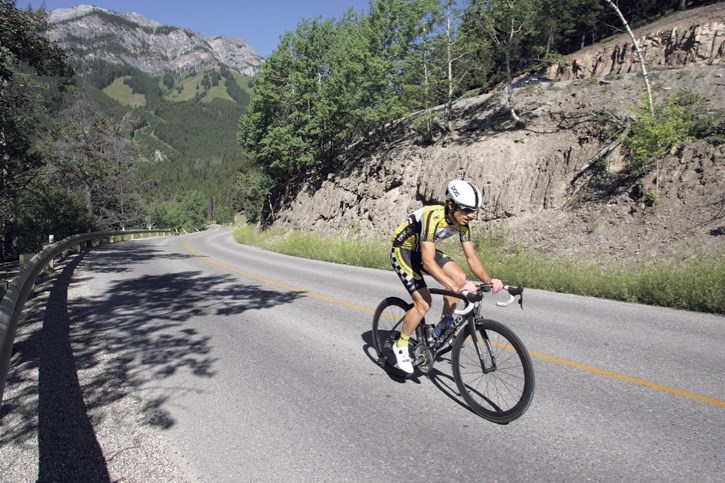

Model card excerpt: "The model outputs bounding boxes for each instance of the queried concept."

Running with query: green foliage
[1,6,247,251]
[15,185,94,252]
[85,64,251,230]
[623,88,724,172]
[151,98,245,162]
[147,191,208,232]
[242,0,678,218]
[1,1,76,256]
[690,108,725,144]
[123,69,163,106]
[221,68,250,106]
[671,89,725,144]
[238,0,449,190]
[642,189,659,205]
[135,153,246,227]
[411,111,441,143]
[0,2,75,83]
[104,76,146,107]
[623,93,693,171]
[234,167,275,223]
[162,71,174,90]
[6,0,718,258]
[73,59,137,89]
[49,100,143,230]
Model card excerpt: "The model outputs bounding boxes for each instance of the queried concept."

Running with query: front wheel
[371,297,411,368]
[451,319,535,424]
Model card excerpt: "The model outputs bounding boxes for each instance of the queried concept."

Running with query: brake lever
[496,285,524,309]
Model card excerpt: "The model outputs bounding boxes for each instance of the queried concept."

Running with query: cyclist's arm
[421,241,459,292]
[462,240,503,292]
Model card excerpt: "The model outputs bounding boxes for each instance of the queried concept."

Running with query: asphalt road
[2,227,723,482]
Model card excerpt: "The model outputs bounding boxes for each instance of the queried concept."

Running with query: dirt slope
[270,5,724,265]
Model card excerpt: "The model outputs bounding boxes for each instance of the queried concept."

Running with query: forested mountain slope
[38,5,263,227]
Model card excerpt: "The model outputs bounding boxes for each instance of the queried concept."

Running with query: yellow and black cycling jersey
[391,204,471,251]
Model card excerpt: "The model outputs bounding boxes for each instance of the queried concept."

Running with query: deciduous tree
[0,0,74,255]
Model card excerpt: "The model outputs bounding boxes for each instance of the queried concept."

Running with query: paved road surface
[1,227,723,482]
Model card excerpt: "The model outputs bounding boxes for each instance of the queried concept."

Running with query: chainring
[415,343,434,374]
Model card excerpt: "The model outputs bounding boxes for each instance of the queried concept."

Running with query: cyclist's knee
[412,299,431,316]
[410,291,432,317]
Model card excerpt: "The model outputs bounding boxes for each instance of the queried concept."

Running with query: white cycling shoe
[392,343,414,374]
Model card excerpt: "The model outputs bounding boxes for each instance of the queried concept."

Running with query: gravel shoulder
[0,253,198,483]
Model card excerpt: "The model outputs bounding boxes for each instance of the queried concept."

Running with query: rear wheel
[372,297,412,370]
[451,319,534,424]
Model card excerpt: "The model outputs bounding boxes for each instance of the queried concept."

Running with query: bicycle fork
[468,319,497,374]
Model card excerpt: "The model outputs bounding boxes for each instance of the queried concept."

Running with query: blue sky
[22,1,372,57]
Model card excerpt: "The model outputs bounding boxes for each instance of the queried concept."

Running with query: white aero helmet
[446,180,482,210]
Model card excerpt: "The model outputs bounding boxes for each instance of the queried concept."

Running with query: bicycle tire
[451,319,535,424]
[371,297,412,368]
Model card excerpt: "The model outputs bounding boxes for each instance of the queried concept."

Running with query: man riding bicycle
[390,180,503,374]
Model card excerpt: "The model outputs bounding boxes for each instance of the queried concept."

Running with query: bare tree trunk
[446,13,454,133]
[603,0,654,115]
[422,44,431,139]
[505,17,522,124]
[603,0,658,191]
[545,30,552,59]
[4,196,19,257]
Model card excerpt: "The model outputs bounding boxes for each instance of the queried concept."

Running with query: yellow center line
[183,237,725,408]
[529,350,725,407]
[182,238,374,313]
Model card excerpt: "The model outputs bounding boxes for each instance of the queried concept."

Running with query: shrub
[623,94,692,171]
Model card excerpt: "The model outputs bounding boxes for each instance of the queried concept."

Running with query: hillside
[35,5,260,224]
[267,4,724,265]
[37,5,258,164]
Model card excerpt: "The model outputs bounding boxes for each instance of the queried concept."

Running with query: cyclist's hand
[462,280,479,293]
[490,278,504,293]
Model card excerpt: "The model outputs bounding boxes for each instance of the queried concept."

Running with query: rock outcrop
[545,5,724,81]
[270,52,724,262]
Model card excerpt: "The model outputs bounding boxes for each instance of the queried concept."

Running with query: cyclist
[390,179,503,373]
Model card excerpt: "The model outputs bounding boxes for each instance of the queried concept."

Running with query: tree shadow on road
[1,242,305,481]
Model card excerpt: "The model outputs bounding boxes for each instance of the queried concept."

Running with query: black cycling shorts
[390,246,452,295]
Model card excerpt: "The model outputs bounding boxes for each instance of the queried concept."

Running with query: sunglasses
[456,204,477,214]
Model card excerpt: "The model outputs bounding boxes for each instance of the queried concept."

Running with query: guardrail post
[19,254,34,269]
[41,244,55,274]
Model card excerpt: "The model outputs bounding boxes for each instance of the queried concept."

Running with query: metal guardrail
[0,229,176,405]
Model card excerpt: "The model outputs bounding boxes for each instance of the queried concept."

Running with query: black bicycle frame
[428,287,496,372]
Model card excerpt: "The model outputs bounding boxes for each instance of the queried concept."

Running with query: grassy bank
[232,225,724,314]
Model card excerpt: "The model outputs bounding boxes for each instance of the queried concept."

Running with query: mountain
[44,5,263,77]
[36,5,265,225]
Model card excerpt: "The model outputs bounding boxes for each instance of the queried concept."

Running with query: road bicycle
[371,284,534,424]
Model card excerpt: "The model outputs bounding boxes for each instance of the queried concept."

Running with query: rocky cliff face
[269,5,725,263]
[45,6,263,76]
[545,4,724,80]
